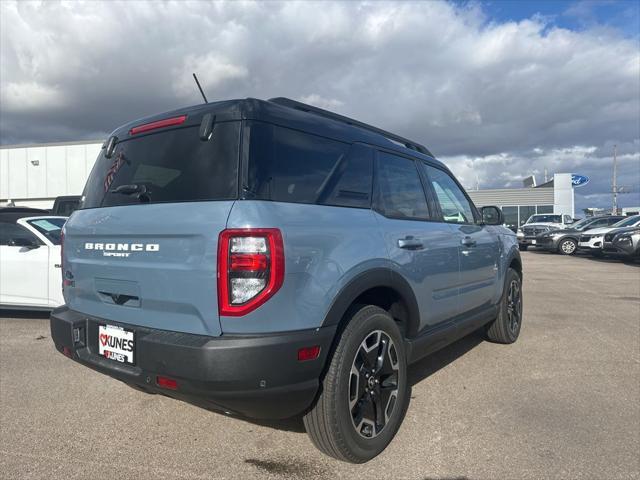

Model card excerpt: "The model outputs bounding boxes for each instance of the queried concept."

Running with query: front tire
[303,305,409,463]
[485,268,523,344]
[519,245,528,251]
[558,238,577,255]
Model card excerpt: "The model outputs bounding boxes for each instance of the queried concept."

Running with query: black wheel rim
[349,330,399,439]
[506,279,522,334]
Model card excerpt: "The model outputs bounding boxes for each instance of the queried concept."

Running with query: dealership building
[2,140,575,227]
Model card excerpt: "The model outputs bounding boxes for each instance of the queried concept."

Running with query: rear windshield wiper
[110,184,147,195]
[109,184,151,203]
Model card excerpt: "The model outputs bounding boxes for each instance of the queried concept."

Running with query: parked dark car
[535,215,625,255]
[51,195,82,216]
[603,227,640,257]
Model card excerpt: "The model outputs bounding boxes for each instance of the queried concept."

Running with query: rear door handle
[461,236,476,247]
[398,237,424,250]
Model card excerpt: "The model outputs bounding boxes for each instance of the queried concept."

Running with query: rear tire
[558,238,577,255]
[303,305,409,463]
[485,268,522,344]
[519,245,528,251]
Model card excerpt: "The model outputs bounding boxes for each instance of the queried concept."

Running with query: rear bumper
[50,306,337,419]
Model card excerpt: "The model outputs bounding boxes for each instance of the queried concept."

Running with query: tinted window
[82,122,240,209]
[26,218,66,245]
[246,122,372,208]
[375,152,430,220]
[422,164,475,224]
[0,223,41,246]
[613,216,640,228]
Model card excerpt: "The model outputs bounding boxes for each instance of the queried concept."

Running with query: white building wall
[0,141,102,209]
[553,173,574,217]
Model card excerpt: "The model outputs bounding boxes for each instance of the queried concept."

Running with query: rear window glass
[245,122,372,208]
[81,122,240,209]
[27,218,66,245]
[375,152,430,220]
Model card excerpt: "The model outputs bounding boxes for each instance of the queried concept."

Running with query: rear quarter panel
[222,201,389,333]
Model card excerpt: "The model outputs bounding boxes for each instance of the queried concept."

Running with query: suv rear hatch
[62,116,241,336]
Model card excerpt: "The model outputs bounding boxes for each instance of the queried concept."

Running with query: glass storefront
[498,205,556,231]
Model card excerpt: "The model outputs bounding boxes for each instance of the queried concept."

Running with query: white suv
[578,215,640,256]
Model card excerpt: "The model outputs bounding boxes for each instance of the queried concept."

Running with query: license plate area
[98,324,135,364]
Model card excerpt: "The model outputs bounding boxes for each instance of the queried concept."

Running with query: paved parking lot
[1,251,639,479]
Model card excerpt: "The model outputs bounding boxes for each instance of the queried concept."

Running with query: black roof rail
[268,97,433,157]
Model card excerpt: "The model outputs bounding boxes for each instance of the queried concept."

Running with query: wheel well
[349,286,414,337]
[509,257,523,278]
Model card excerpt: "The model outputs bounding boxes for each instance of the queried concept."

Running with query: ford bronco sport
[50,98,523,463]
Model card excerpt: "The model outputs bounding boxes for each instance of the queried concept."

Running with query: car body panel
[0,216,66,309]
[62,202,234,336]
[222,200,389,333]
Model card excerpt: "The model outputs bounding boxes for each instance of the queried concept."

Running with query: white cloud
[0,0,638,209]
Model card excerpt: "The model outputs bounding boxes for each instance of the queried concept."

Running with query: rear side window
[375,152,430,220]
[81,122,240,209]
[26,218,66,245]
[245,122,372,208]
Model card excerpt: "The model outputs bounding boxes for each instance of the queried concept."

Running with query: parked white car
[578,215,640,255]
[0,214,67,309]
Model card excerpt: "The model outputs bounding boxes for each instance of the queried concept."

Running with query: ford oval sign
[571,174,590,187]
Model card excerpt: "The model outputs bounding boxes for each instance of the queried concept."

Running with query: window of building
[536,205,554,214]
[519,206,536,226]
[501,206,518,232]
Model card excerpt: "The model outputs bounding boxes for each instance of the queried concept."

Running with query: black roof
[108,98,442,168]
[0,210,50,224]
[0,207,49,215]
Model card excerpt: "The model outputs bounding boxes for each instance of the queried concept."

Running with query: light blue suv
[50,98,523,463]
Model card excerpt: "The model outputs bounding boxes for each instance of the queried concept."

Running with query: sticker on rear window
[31,220,62,232]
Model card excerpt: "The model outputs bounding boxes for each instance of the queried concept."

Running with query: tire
[519,245,528,251]
[485,268,523,344]
[558,238,577,255]
[303,305,409,463]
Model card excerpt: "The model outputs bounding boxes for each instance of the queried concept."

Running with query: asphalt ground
[1,251,639,480]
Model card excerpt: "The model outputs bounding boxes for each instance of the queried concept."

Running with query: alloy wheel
[506,279,522,334]
[561,240,576,254]
[349,330,400,439]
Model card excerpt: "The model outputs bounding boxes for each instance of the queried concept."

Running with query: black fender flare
[320,267,421,338]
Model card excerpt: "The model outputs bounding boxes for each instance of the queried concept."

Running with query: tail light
[218,228,284,316]
[60,229,65,284]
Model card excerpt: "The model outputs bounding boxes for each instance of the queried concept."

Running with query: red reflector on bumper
[297,345,321,362]
[156,376,178,390]
[62,346,73,358]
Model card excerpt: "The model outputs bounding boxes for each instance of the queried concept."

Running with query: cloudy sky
[1,0,638,211]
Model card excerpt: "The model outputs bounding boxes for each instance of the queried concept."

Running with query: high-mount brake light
[129,115,187,135]
[218,228,284,316]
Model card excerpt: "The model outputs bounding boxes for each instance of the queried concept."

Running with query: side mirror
[481,206,503,226]
[8,238,40,249]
